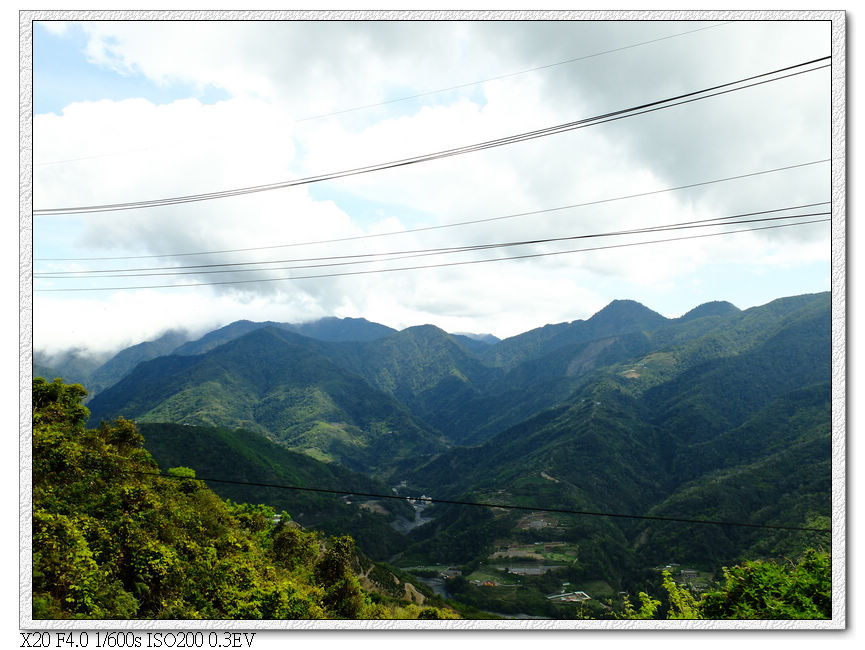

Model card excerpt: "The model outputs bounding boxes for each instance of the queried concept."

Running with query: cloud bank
[32,17,833,355]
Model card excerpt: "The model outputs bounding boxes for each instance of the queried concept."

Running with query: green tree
[620,591,661,620]
[700,549,831,619]
[314,536,365,618]
[32,378,326,619]
[271,525,318,571]
[661,571,701,619]
[618,550,831,620]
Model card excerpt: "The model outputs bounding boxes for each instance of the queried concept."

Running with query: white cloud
[31,18,834,354]
[38,21,71,36]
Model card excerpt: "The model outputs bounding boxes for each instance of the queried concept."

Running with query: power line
[34,203,829,275]
[33,218,829,292]
[34,159,830,262]
[32,57,830,217]
[33,22,733,168]
[34,149,153,168]
[293,22,734,122]
[34,203,829,278]
[131,469,831,534]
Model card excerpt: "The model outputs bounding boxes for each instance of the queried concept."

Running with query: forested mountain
[450,332,501,354]
[87,327,446,477]
[36,316,401,400]
[33,347,106,388]
[86,330,189,396]
[35,292,832,617]
[395,293,831,591]
[314,324,503,436]
[478,299,668,370]
[171,316,397,357]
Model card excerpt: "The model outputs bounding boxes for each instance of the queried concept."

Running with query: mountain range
[35,293,832,601]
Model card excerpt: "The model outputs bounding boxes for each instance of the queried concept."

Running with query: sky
[28,14,838,357]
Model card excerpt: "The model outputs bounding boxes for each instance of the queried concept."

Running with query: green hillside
[391,293,831,606]
[479,299,668,371]
[32,377,461,620]
[138,422,414,559]
[86,330,189,396]
[87,327,446,477]
[317,324,501,437]
[62,292,832,617]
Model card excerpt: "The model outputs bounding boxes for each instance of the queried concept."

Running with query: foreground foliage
[32,377,457,620]
[621,549,831,620]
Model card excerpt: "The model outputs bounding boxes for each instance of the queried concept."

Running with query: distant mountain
[397,292,831,579]
[677,300,740,322]
[480,299,668,370]
[170,320,279,357]
[33,347,107,387]
[438,331,656,446]
[643,295,831,447]
[86,329,190,396]
[87,327,446,477]
[450,333,501,354]
[320,325,501,433]
[171,317,395,357]
[290,316,397,342]
[35,317,400,400]
[33,362,59,383]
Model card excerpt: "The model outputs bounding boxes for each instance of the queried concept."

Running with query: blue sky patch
[306,184,437,233]
[33,22,230,115]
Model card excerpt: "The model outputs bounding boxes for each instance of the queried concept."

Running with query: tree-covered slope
[31,377,461,620]
[86,329,189,397]
[435,331,656,446]
[33,348,105,388]
[318,324,502,437]
[642,292,831,446]
[397,293,831,582]
[64,317,397,401]
[480,299,669,370]
[86,327,446,477]
[137,422,414,559]
[171,316,395,357]
[290,316,398,342]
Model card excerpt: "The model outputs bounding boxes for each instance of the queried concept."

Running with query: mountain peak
[292,316,396,342]
[679,300,740,322]
[588,299,667,330]
[400,323,448,337]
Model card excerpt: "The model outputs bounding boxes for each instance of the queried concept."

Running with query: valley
[34,292,833,618]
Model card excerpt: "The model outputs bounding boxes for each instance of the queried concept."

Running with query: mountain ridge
[37,297,756,399]
[86,326,447,477]
[40,291,831,606]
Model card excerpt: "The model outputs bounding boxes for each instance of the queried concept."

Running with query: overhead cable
[33,218,829,292]
[33,57,830,217]
[34,22,733,168]
[131,469,831,534]
[34,203,830,279]
[34,159,830,262]
[294,22,734,122]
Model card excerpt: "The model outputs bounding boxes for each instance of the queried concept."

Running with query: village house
[680,569,699,580]
[546,591,591,603]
